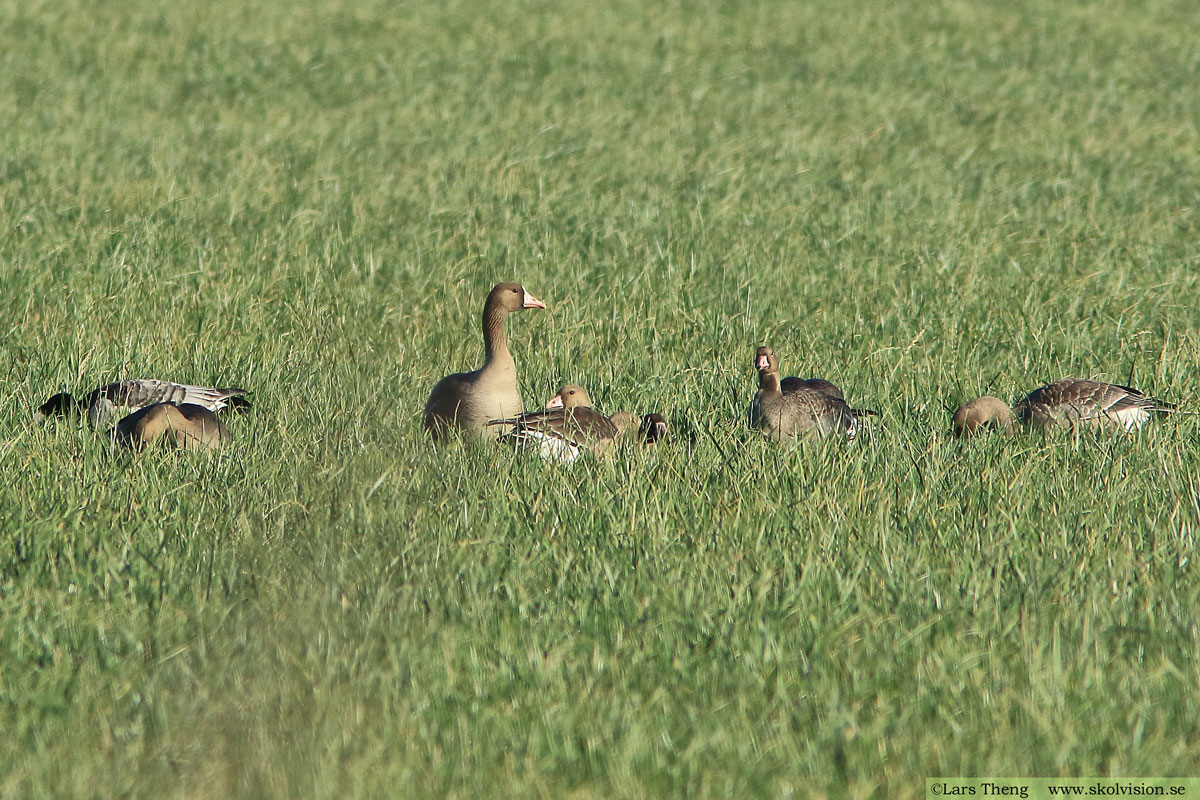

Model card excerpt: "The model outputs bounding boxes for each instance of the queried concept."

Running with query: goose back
[1014,379,1173,431]
[38,380,248,427]
[780,377,845,401]
[489,384,620,462]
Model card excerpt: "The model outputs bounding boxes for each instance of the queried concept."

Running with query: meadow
[2,0,1199,796]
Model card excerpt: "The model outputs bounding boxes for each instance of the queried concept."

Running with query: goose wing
[780,377,845,401]
[1016,379,1170,430]
[90,380,248,411]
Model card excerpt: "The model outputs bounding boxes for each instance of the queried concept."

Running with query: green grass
[3,0,1200,796]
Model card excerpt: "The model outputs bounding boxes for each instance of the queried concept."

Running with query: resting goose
[489,384,621,463]
[749,346,874,440]
[952,379,1175,437]
[609,411,669,445]
[111,402,230,451]
[423,282,545,439]
[38,380,249,428]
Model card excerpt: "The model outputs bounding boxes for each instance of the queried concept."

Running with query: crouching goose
[489,384,628,463]
[608,412,670,445]
[38,380,249,428]
[424,282,546,440]
[952,378,1175,437]
[112,402,230,451]
[749,346,875,440]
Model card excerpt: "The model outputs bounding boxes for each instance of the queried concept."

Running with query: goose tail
[1149,398,1176,414]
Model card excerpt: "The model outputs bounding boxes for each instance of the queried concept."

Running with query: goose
[544,389,668,447]
[749,345,874,440]
[37,380,249,428]
[423,282,546,439]
[111,402,230,451]
[489,384,620,462]
[952,379,1175,437]
[609,411,669,445]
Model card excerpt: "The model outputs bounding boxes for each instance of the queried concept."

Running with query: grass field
[3,0,1200,796]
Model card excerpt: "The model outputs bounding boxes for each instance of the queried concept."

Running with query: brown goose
[37,380,249,428]
[489,384,620,462]
[111,402,230,451]
[781,377,844,400]
[423,282,545,439]
[609,412,669,445]
[952,379,1175,437]
[749,346,874,440]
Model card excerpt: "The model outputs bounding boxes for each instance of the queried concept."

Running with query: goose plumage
[609,411,669,445]
[748,346,874,440]
[38,380,249,428]
[111,402,230,451]
[489,384,622,462]
[423,282,545,439]
[953,378,1175,437]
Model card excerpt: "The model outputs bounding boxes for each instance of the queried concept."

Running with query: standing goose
[423,282,546,439]
[749,346,874,440]
[111,402,230,451]
[489,384,620,462]
[38,380,249,428]
[952,379,1175,437]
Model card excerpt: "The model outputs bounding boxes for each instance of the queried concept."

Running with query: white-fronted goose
[609,411,669,445]
[489,384,620,462]
[546,390,669,447]
[952,379,1175,437]
[111,402,230,451]
[749,346,874,440]
[423,282,546,439]
[38,380,249,428]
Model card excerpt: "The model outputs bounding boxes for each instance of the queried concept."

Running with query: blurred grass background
[2,0,1198,796]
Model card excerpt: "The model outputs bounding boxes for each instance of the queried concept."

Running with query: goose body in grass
[748,346,874,441]
[111,402,230,452]
[527,391,668,457]
[489,385,615,462]
[38,380,249,428]
[608,412,669,446]
[423,282,546,440]
[952,378,1175,437]
[490,384,656,463]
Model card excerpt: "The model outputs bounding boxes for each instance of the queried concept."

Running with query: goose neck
[482,306,512,365]
[759,371,781,394]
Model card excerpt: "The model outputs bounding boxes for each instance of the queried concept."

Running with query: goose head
[487,282,546,313]
[37,392,80,419]
[544,384,593,410]
[755,345,779,374]
[640,413,669,444]
[952,396,1016,437]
